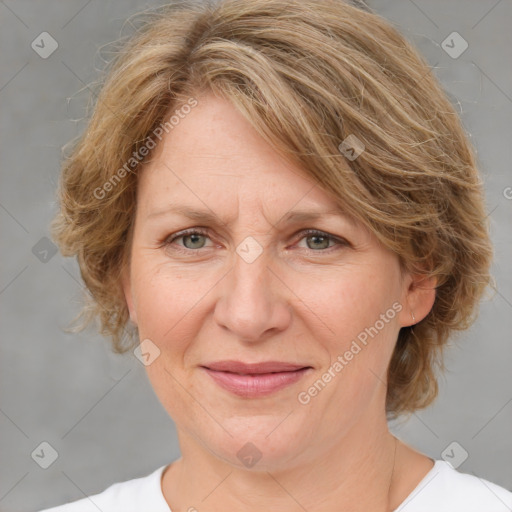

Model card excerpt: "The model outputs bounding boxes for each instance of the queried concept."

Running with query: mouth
[200,360,313,398]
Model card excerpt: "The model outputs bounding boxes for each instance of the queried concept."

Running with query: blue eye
[163,228,348,254]
[298,229,346,251]
[164,228,211,252]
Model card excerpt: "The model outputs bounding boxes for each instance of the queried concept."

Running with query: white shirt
[38,460,512,512]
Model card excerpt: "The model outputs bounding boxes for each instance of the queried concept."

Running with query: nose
[213,244,292,343]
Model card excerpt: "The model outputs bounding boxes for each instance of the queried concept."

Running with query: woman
[39,0,511,510]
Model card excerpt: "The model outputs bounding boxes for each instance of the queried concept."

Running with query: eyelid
[162,227,212,248]
[296,229,350,249]
[162,227,350,255]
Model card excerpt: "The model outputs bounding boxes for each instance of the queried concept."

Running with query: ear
[400,272,437,327]
[120,263,138,326]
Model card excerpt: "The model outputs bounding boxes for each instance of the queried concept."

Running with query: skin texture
[122,92,437,511]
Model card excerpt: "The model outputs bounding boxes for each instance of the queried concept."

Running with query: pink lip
[201,360,312,398]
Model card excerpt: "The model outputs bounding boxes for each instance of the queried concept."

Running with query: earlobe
[403,273,437,327]
[121,265,137,326]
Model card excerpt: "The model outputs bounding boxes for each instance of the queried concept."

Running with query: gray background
[0,1,511,511]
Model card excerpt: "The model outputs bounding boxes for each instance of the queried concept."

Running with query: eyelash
[162,228,349,255]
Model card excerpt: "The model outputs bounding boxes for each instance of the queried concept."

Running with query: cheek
[299,263,401,401]
[132,265,202,419]
[300,263,399,349]
[131,260,195,340]
[336,273,400,377]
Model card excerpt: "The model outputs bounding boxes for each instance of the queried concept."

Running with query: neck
[162,407,403,512]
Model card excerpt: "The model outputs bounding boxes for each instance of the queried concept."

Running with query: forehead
[136,93,366,236]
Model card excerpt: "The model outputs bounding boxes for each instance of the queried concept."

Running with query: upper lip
[202,360,310,374]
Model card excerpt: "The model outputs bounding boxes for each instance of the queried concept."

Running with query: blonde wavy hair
[52,0,493,420]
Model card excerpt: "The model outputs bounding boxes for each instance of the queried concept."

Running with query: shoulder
[37,465,170,512]
[396,460,512,512]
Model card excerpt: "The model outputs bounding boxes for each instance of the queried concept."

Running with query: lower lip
[202,367,311,397]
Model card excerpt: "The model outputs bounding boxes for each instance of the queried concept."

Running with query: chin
[203,415,311,472]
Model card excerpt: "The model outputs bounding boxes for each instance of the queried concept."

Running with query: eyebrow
[146,205,357,228]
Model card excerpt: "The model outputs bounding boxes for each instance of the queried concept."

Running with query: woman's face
[122,92,430,470]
